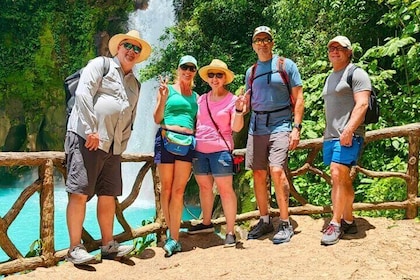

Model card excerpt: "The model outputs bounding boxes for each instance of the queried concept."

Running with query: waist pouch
[253,106,290,129]
[162,129,196,156]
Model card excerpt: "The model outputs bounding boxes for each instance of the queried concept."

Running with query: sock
[261,215,270,223]
[280,219,290,225]
[330,221,340,227]
[344,219,354,224]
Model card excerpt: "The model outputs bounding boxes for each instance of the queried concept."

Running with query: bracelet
[235,108,243,113]
[235,111,244,116]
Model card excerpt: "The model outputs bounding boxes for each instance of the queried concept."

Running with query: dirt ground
[6,215,420,280]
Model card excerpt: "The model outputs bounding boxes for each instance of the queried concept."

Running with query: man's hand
[85,133,100,151]
[288,129,300,150]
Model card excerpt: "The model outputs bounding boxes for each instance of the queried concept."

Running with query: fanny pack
[162,129,196,156]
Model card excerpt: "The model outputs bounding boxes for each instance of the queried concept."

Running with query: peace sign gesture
[158,75,169,98]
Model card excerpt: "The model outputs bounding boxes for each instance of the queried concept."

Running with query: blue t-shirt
[245,55,302,135]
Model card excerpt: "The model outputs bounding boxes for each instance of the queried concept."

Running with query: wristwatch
[293,123,302,130]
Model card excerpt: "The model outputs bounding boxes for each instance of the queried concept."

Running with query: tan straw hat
[198,59,235,85]
[108,30,152,63]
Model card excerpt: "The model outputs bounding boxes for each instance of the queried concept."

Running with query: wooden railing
[0,123,419,275]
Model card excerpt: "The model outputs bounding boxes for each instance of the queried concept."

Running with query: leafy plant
[131,220,155,255]
[25,239,43,257]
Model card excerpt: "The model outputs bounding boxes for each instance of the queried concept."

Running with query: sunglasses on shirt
[121,42,142,54]
[179,64,197,72]
[207,72,224,79]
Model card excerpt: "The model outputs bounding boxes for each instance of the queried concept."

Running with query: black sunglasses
[180,64,197,72]
[121,42,142,54]
[207,72,224,79]
[328,46,348,52]
[253,38,273,45]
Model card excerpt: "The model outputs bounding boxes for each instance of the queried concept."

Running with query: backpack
[64,56,111,123]
[248,56,295,110]
[346,65,380,124]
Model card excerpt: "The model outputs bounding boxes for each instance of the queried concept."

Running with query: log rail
[0,123,419,275]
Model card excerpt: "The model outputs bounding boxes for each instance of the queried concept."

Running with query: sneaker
[188,223,214,234]
[224,233,236,248]
[272,221,294,244]
[164,238,182,258]
[341,219,358,234]
[321,223,342,246]
[100,240,134,260]
[247,218,274,240]
[66,244,96,265]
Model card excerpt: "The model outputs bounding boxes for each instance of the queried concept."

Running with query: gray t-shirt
[322,63,371,140]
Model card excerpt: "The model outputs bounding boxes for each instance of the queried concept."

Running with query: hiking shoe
[272,221,294,244]
[341,219,358,234]
[247,218,274,240]
[100,240,134,260]
[66,244,96,265]
[164,238,182,258]
[224,233,236,248]
[321,223,342,246]
[188,222,214,234]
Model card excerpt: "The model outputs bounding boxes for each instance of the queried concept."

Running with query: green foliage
[25,239,42,257]
[357,177,407,219]
[132,220,155,255]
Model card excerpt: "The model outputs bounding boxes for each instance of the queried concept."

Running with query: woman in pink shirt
[188,59,246,247]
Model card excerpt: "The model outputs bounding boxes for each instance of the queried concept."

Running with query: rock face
[0,105,66,153]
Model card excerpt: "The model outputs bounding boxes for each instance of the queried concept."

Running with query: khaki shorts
[245,132,290,170]
[65,132,122,199]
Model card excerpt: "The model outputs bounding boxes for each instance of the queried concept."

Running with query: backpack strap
[101,56,111,77]
[346,65,358,89]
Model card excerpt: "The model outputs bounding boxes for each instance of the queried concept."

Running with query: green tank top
[162,85,198,130]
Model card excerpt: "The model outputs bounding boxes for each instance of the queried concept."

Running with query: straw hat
[108,30,152,63]
[198,59,235,85]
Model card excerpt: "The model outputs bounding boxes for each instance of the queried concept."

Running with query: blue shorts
[192,150,233,177]
[154,128,194,164]
[323,136,364,167]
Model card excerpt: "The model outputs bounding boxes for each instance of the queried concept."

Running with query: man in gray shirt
[65,30,151,264]
[321,36,371,245]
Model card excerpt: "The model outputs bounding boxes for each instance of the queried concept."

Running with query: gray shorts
[64,132,122,199]
[245,132,290,170]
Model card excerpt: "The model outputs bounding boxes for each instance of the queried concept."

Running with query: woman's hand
[158,75,169,99]
[235,88,248,113]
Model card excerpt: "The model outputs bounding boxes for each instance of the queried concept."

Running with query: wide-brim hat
[327,35,352,50]
[108,30,152,63]
[198,59,235,85]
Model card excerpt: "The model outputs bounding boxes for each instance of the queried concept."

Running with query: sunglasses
[328,46,348,52]
[180,64,197,72]
[253,38,273,45]
[121,42,142,54]
[207,72,224,79]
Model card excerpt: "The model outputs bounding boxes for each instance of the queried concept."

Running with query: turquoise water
[0,184,201,262]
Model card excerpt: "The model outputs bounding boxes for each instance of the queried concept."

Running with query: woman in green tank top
[153,55,198,257]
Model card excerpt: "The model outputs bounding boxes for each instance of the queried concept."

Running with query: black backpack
[64,56,111,123]
[347,65,380,124]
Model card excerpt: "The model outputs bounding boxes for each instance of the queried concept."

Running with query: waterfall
[121,0,175,208]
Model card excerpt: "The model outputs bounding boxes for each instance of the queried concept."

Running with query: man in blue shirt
[244,26,304,244]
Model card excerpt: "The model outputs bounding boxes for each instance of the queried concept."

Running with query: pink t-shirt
[195,91,237,153]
